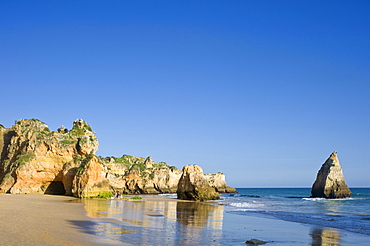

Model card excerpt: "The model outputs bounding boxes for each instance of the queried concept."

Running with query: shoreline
[81,194,370,245]
[0,194,120,245]
[1,193,370,245]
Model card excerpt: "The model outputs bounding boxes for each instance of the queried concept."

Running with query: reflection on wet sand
[310,228,341,246]
[177,201,223,228]
[176,201,224,244]
[81,197,225,245]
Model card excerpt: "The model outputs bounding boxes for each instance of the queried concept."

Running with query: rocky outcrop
[102,155,183,195]
[177,165,220,201]
[72,154,111,198]
[205,172,237,193]
[311,152,352,199]
[0,119,236,198]
[0,119,98,195]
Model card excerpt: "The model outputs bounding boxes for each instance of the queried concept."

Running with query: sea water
[222,188,370,236]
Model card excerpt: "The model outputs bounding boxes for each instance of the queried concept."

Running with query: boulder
[177,165,220,201]
[245,239,267,245]
[311,152,351,199]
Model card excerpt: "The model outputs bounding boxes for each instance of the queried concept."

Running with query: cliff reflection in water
[81,197,224,245]
[176,201,224,244]
[310,228,341,246]
[176,201,223,228]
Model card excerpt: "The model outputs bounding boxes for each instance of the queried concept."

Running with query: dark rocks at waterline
[245,238,267,245]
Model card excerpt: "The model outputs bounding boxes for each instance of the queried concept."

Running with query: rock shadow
[44,181,66,195]
[67,220,100,236]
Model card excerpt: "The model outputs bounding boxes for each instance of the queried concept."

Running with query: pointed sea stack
[311,152,351,199]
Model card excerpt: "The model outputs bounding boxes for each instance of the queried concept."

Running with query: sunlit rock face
[311,152,352,199]
[0,119,98,195]
[205,172,237,193]
[0,119,236,198]
[101,155,183,195]
[177,165,220,201]
[72,155,110,198]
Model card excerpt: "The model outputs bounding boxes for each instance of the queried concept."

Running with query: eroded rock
[205,172,237,193]
[177,165,220,201]
[0,119,97,195]
[311,152,351,199]
[72,155,111,198]
[0,119,236,198]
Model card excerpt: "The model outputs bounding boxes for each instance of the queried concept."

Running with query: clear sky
[1,1,369,188]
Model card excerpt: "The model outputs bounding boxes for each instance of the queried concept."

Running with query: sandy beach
[0,194,121,246]
[1,194,370,245]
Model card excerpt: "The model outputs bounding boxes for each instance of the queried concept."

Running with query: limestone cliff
[311,152,352,199]
[0,119,98,195]
[93,155,183,196]
[0,119,236,198]
[177,165,220,201]
[205,172,237,193]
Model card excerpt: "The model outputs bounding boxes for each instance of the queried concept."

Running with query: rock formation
[0,119,98,195]
[101,155,183,195]
[177,165,220,201]
[0,119,235,198]
[205,172,237,193]
[311,152,352,199]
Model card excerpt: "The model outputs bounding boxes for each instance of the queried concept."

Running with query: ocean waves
[221,188,370,236]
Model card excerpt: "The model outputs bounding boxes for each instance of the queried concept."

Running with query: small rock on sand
[245,238,267,245]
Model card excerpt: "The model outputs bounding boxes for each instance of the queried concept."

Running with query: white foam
[229,202,264,208]
[302,197,354,201]
[302,197,325,201]
[158,193,177,198]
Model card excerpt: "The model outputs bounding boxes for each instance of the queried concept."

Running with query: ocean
[223,188,370,236]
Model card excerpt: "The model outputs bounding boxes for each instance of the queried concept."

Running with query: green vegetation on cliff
[1,118,234,198]
[14,153,36,166]
[94,192,113,198]
[76,154,94,172]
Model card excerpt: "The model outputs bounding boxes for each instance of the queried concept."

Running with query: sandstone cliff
[311,152,352,199]
[205,172,237,193]
[177,165,220,201]
[0,119,98,195]
[80,155,183,197]
[0,119,235,198]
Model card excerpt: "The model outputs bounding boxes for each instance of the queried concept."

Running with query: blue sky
[1,1,369,187]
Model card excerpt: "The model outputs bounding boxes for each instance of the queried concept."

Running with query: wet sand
[0,194,122,245]
[2,194,370,245]
[80,195,370,245]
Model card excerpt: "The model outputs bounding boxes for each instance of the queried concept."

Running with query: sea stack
[177,165,220,201]
[311,152,351,199]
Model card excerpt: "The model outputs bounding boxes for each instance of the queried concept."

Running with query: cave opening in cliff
[44,181,66,195]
